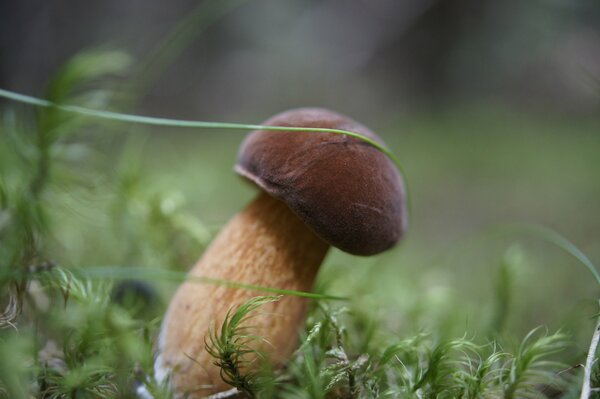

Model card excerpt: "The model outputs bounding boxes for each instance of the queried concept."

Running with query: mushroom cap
[235,108,408,256]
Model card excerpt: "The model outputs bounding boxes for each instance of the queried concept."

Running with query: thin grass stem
[78,266,348,301]
[495,223,600,287]
[0,88,402,169]
[581,309,600,399]
[130,0,249,96]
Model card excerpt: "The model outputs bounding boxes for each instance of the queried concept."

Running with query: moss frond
[205,296,280,398]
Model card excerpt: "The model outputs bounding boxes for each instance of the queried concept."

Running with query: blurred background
[1,0,600,352]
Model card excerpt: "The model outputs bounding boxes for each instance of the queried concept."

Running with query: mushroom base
[156,192,329,397]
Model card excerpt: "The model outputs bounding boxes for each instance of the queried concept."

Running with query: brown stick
[156,193,329,397]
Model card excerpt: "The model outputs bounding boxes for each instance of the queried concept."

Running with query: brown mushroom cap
[235,108,408,256]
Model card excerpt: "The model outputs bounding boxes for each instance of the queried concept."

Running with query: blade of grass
[0,265,346,301]
[76,266,348,301]
[0,88,403,171]
[581,303,600,399]
[491,223,599,398]
[430,222,599,288]
[425,222,599,397]
[130,0,249,97]
[493,223,600,287]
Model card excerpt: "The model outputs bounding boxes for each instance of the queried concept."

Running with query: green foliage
[0,50,168,398]
[205,296,280,398]
[203,297,572,399]
[501,328,569,398]
[2,267,161,399]
[0,48,130,330]
[0,44,598,398]
[110,137,211,270]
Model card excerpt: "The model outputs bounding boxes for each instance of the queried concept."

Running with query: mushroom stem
[156,192,329,397]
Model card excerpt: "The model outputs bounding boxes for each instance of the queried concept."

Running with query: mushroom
[155,108,407,397]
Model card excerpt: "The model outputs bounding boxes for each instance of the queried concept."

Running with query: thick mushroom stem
[156,192,329,397]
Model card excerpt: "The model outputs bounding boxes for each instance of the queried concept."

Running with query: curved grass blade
[0,266,346,301]
[430,222,599,288]
[581,300,600,399]
[76,266,347,301]
[459,223,599,398]
[493,223,600,287]
[0,88,402,169]
[131,0,250,96]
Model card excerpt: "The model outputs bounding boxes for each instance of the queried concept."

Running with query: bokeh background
[1,0,600,353]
